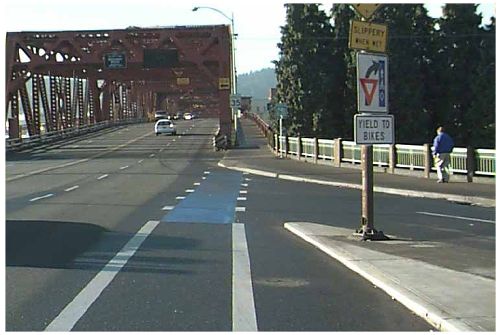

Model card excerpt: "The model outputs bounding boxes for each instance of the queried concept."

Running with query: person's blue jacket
[433,132,454,154]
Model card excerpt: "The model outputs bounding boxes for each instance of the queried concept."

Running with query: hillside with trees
[272,4,495,148]
[237,68,277,99]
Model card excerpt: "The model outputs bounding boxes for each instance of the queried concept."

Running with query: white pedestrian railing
[255,114,495,181]
[318,139,335,161]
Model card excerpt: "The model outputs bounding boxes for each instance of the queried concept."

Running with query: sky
[1,1,496,74]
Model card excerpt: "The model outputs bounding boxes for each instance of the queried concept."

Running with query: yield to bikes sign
[357,53,388,113]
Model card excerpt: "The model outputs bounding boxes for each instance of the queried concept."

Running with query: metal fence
[275,134,495,177]
[6,118,146,152]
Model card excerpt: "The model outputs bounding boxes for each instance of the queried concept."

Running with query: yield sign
[357,52,388,113]
[359,78,378,106]
[352,4,382,20]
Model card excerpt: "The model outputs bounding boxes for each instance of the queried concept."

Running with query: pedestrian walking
[432,126,454,183]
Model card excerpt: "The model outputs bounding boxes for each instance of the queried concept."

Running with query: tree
[436,4,488,146]
[372,4,436,144]
[329,4,356,139]
[274,4,334,137]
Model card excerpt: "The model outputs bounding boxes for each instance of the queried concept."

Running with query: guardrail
[6,118,147,152]
[244,112,495,182]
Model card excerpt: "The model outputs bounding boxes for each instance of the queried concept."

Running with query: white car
[183,112,194,120]
[155,119,177,136]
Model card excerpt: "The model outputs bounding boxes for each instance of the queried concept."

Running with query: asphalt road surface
[7,118,492,331]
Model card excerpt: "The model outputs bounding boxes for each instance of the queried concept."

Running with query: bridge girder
[6,25,232,139]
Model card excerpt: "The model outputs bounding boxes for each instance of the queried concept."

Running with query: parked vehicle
[154,119,177,136]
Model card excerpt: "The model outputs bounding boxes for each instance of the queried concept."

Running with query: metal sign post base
[352,228,389,241]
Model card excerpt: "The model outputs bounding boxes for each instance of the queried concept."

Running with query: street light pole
[192,6,238,143]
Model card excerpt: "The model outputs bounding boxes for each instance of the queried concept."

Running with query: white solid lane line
[29,193,54,202]
[417,211,495,224]
[232,223,258,331]
[97,174,108,180]
[45,220,160,331]
[65,186,80,192]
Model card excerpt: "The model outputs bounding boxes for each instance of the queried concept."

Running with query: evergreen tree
[469,16,495,148]
[437,4,485,146]
[330,4,356,139]
[274,4,334,137]
[372,4,436,144]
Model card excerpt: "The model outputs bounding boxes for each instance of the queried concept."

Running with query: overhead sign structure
[349,20,388,53]
[230,94,241,108]
[357,53,388,113]
[104,52,126,69]
[354,114,394,145]
[352,4,382,20]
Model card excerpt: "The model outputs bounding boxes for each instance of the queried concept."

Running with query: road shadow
[6,220,202,274]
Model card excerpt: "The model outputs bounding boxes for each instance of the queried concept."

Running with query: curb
[283,223,475,332]
[217,162,495,208]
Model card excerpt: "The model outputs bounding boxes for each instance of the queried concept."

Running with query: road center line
[45,220,160,331]
[29,193,54,202]
[417,211,495,224]
[232,223,258,331]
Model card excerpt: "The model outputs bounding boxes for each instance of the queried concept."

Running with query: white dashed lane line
[29,194,54,202]
[97,174,108,180]
[65,186,79,192]
[240,190,248,194]
[235,207,246,212]
[162,206,175,211]
[120,166,129,170]
[237,197,247,201]
[176,196,186,200]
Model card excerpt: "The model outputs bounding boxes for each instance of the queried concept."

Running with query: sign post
[275,103,288,158]
[350,4,389,241]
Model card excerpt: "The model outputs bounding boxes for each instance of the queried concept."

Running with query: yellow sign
[177,77,190,85]
[349,20,388,53]
[352,4,382,19]
[219,77,230,90]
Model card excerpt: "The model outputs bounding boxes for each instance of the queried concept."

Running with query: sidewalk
[284,222,495,332]
[220,117,495,207]
[220,117,496,331]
